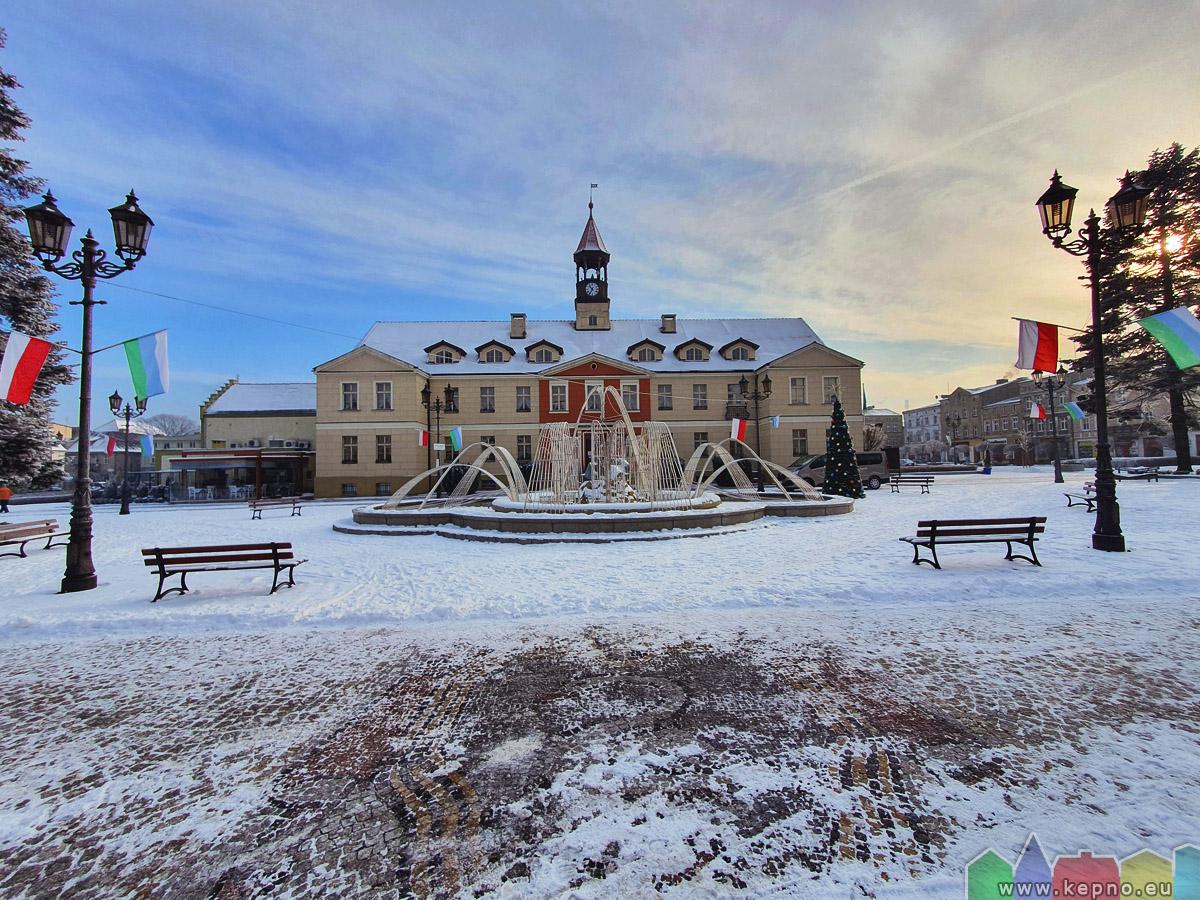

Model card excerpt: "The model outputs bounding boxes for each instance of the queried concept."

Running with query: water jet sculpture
[340,385,852,542]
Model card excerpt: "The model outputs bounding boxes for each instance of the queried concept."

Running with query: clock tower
[574,201,611,330]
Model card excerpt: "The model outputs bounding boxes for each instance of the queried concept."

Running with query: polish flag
[1029,402,1048,420]
[1015,319,1059,372]
[105,435,117,455]
[730,418,748,441]
[417,430,429,447]
[0,331,54,405]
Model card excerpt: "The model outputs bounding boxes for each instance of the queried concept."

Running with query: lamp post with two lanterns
[738,371,772,492]
[1032,365,1068,485]
[1035,170,1151,551]
[23,191,154,592]
[108,390,148,516]
[420,382,457,489]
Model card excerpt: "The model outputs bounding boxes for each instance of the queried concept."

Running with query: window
[588,315,598,326]
[341,483,358,497]
[551,383,567,413]
[516,385,531,412]
[693,432,709,450]
[375,482,392,496]
[637,347,657,362]
[446,387,459,413]
[341,382,359,411]
[692,384,708,410]
[533,348,554,363]
[480,386,495,413]
[657,384,673,410]
[481,435,496,446]
[375,434,391,464]
[727,383,741,402]
[792,429,809,457]
[789,377,807,405]
[517,435,532,463]
[375,382,392,410]
[730,346,750,360]
[483,348,505,363]
[822,377,840,404]
[342,435,358,464]
[684,346,705,361]
[586,381,603,412]
[433,349,456,364]
[621,382,640,411]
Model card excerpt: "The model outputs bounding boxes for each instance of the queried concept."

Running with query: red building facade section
[538,360,650,424]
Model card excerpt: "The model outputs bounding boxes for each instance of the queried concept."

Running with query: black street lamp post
[1036,170,1151,552]
[23,191,153,592]
[1033,366,1068,484]
[109,390,148,515]
[948,414,962,461]
[738,372,773,492]
[420,382,456,489]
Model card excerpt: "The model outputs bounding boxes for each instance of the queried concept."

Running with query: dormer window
[719,339,759,361]
[627,339,665,363]
[525,340,563,364]
[424,341,466,364]
[674,339,712,362]
[475,340,515,363]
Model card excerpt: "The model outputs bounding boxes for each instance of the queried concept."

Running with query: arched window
[483,348,505,363]
[637,347,657,362]
[684,346,705,361]
[533,348,554,363]
[730,346,750,360]
[433,349,456,364]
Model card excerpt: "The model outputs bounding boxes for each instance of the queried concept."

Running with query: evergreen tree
[0,30,71,489]
[1071,144,1200,473]
[823,398,864,498]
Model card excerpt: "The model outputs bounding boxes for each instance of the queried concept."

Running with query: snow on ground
[0,468,1197,898]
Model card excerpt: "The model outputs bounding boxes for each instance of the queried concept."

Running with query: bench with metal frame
[248,496,303,520]
[141,542,307,601]
[0,520,69,559]
[890,474,935,494]
[899,517,1047,569]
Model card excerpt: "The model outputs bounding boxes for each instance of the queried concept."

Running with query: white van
[791,451,891,491]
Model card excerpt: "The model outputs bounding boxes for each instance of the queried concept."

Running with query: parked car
[899,457,916,467]
[790,451,891,490]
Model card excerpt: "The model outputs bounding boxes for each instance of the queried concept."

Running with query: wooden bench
[1116,468,1159,482]
[1063,491,1096,511]
[0,520,68,559]
[890,474,935,494]
[249,496,303,520]
[141,542,307,602]
[899,517,1046,569]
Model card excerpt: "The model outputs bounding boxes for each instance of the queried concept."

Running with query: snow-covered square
[1,469,1197,897]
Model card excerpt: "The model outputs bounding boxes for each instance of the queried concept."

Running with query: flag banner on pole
[122,330,169,398]
[418,430,429,447]
[1015,319,1059,372]
[105,435,117,456]
[1138,307,1200,370]
[1062,401,1085,421]
[730,418,748,441]
[448,427,463,452]
[771,415,780,429]
[0,330,54,405]
[1029,402,1047,420]
[140,433,154,457]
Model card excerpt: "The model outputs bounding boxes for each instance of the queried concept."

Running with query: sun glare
[1165,234,1184,254]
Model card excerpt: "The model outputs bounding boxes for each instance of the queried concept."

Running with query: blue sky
[4,1,1199,424]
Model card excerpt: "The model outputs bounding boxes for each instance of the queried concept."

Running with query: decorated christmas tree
[823,398,864,498]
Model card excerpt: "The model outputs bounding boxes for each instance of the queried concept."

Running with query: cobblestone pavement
[1,603,1197,898]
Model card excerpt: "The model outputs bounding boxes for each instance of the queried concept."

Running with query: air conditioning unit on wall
[246,439,258,447]
[284,440,295,448]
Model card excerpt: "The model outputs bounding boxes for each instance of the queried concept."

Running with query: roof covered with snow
[358,318,832,374]
[865,407,901,417]
[206,383,316,414]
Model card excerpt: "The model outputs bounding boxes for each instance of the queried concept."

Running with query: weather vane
[589,182,598,207]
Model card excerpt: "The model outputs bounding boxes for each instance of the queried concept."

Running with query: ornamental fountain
[338,386,852,542]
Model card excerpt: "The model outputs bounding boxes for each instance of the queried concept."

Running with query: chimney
[660,314,677,334]
[510,313,526,339]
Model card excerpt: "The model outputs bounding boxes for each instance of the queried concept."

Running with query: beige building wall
[313,345,866,497]
[204,414,316,449]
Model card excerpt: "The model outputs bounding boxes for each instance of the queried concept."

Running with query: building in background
[902,402,944,461]
[863,406,903,449]
[312,206,867,498]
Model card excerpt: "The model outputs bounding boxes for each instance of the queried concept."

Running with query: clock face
[585,281,600,297]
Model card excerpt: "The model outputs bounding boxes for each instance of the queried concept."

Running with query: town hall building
[312,205,865,497]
